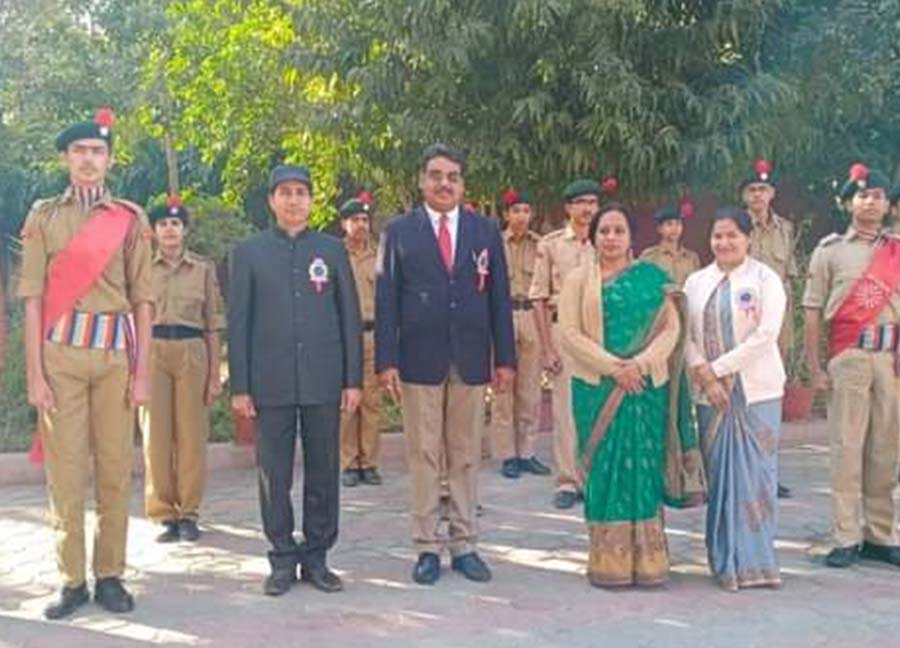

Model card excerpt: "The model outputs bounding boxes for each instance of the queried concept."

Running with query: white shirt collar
[424,203,460,226]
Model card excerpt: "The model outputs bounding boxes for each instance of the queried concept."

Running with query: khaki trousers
[492,309,541,460]
[144,338,209,523]
[340,333,382,470]
[402,371,485,555]
[551,323,581,493]
[827,349,900,547]
[42,342,134,587]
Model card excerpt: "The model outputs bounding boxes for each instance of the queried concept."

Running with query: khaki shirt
[17,189,154,312]
[347,241,376,322]
[528,225,594,307]
[802,227,900,323]
[639,244,700,286]
[152,249,225,331]
[750,212,798,281]
[503,229,540,298]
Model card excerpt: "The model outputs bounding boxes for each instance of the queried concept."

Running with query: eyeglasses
[425,170,463,184]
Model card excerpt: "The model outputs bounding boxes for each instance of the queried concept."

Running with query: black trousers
[255,404,340,571]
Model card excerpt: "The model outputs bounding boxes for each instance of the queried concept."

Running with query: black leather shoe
[156,520,180,543]
[360,467,383,485]
[859,541,900,567]
[520,456,551,476]
[44,584,89,620]
[450,552,492,582]
[178,518,201,542]
[301,564,344,592]
[825,545,859,568]
[777,483,792,499]
[342,469,361,487]
[553,490,578,510]
[94,577,135,613]
[412,552,441,585]
[263,567,296,596]
[501,458,520,479]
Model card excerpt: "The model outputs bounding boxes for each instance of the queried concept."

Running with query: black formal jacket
[228,226,362,406]
[375,206,515,385]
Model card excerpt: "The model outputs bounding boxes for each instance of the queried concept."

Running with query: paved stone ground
[1,423,899,648]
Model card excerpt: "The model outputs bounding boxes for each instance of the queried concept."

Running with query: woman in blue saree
[684,207,787,591]
[559,204,704,588]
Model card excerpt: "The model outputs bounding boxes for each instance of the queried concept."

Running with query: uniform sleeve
[802,245,829,309]
[785,222,800,278]
[203,260,226,332]
[16,205,49,298]
[528,237,552,300]
[125,211,155,307]
[488,222,516,369]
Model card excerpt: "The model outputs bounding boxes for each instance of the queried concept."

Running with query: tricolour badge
[309,257,329,294]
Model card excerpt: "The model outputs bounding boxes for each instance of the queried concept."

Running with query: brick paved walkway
[1,423,898,647]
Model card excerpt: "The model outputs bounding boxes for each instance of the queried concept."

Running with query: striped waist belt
[47,310,134,351]
[858,323,900,352]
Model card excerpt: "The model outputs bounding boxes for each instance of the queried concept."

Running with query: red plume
[166,194,184,210]
[679,198,695,219]
[465,201,477,212]
[601,176,618,194]
[502,188,520,208]
[754,159,773,178]
[849,163,869,182]
[357,190,373,205]
[95,107,116,128]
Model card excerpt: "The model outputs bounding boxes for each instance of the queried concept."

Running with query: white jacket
[683,257,786,404]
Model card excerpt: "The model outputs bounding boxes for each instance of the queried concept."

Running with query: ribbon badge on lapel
[474,248,489,292]
[736,287,759,321]
[309,256,329,294]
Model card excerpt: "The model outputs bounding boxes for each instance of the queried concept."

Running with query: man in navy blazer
[375,144,515,585]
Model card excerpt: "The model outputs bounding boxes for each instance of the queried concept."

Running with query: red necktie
[438,213,453,271]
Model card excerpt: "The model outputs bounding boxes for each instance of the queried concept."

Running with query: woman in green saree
[559,204,704,588]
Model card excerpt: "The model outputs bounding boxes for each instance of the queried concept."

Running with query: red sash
[31,202,136,465]
[41,203,136,335]
[829,237,900,358]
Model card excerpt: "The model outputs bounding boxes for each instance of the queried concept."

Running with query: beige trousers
[551,323,581,493]
[144,338,209,523]
[42,342,134,587]
[492,309,541,460]
[340,333,382,470]
[827,349,900,547]
[402,371,485,555]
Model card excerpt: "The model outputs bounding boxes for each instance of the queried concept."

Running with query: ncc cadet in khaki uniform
[145,195,225,543]
[804,163,900,569]
[491,189,551,479]
[18,109,154,619]
[529,178,612,509]
[741,159,798,499]
[338,193,384,488]
[639,200,701,286]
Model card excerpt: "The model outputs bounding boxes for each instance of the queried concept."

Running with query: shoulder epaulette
[111,198,144,216]
[817,233,842,248]
[540,228,566,243]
